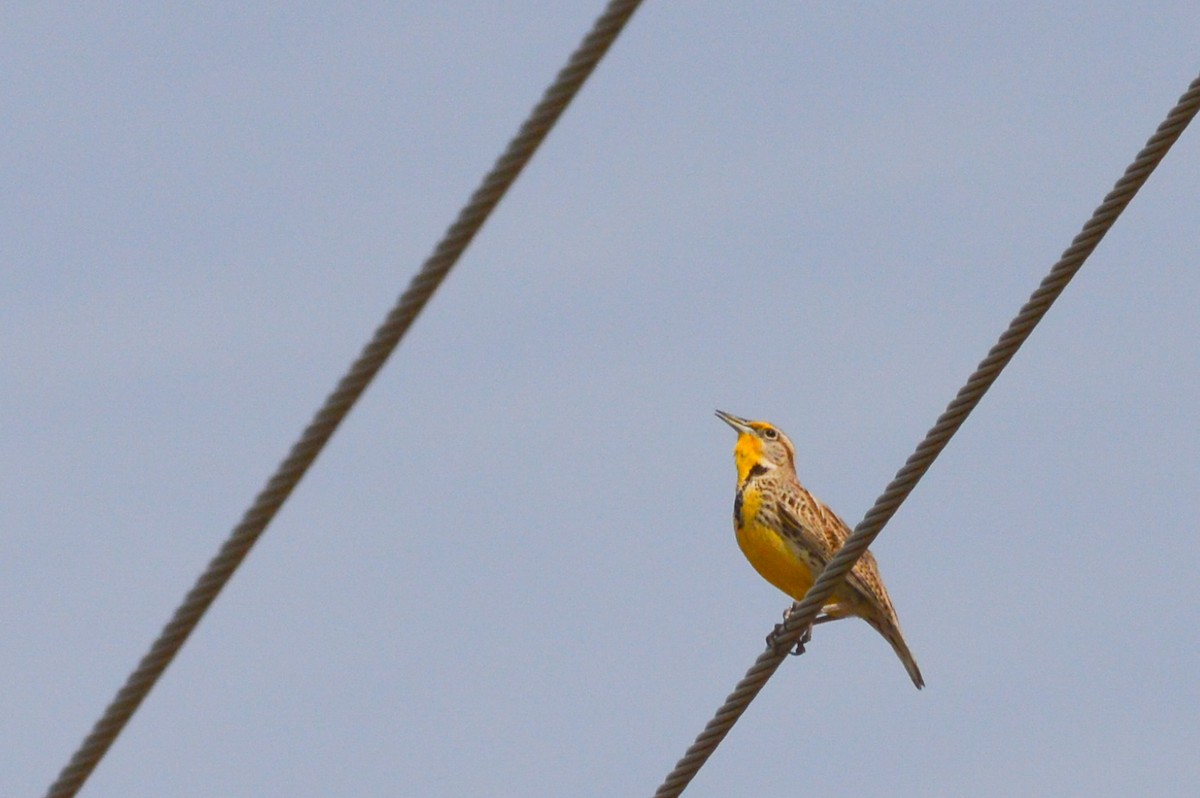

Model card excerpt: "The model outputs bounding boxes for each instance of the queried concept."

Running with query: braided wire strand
[654,72,1200,798]
[44,3,643,797]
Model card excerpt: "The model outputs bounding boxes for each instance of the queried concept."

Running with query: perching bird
[716,410,924,688]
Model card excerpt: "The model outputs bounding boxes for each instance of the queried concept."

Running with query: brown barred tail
[868,617,925,689]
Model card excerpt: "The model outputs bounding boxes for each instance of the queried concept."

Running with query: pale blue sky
[4,4,1199,796]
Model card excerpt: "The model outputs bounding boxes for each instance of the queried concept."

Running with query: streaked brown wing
[821,500,902,621]
[813,496,852,551]
[772,500,831,569]
[778,496,901,623]
[776,499,877,603]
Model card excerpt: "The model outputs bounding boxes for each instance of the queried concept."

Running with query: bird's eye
[762,428,778,440]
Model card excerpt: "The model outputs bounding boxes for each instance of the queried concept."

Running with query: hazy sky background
[4,4,1199,796]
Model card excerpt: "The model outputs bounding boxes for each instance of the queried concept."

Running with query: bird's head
[715,410,797,482]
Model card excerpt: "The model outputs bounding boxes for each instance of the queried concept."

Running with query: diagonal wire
[44,3,644,797]
[653,72,1200,798]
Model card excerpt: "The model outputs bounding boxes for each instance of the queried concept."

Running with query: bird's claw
[767,608,812,656]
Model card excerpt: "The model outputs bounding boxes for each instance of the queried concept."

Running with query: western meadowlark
[716,410,924,689]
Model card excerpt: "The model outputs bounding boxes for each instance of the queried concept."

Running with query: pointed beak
[715,409,754,435]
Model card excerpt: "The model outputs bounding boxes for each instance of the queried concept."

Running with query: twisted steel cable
[654,72,1200,798]
[44,3,643,797]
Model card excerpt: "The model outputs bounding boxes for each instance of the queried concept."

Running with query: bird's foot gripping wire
[767,606,814,656]
[767,609,837,655]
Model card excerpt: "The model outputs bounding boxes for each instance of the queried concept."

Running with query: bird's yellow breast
[735,490,816,602]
